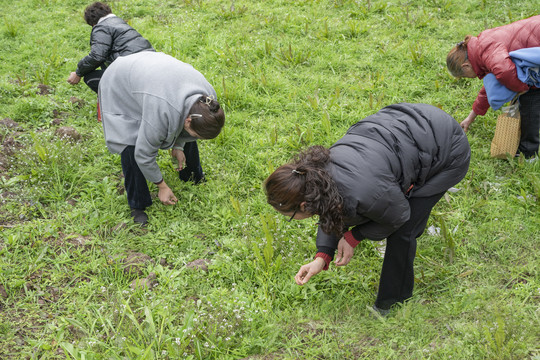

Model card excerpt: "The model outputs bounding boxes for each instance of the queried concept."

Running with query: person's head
[446,36,476,78]
[184,96,225,139]
[84,2,112,26]
[264,145,344,236]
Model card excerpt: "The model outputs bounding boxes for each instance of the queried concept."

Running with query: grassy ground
[0,0,539,359]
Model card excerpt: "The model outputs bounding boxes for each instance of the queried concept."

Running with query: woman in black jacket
[264,103,471,314]
[67,2,154,93]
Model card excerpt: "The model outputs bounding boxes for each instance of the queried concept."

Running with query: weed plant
[0,0,538,359]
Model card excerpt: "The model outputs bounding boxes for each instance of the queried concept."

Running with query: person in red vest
[446,15,540,158]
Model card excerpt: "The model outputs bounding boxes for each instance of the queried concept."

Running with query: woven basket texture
[490,113,521,159]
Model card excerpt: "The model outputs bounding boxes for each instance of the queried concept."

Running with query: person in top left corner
[67,1,154,93]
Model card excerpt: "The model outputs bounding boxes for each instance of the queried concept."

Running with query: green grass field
[0,0,539,358]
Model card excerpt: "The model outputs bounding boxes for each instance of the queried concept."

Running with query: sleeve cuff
[315,252,332,271]
[343,231,361,248]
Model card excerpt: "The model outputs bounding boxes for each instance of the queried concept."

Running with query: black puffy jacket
[316,103,471,253]
[76,16,154,77]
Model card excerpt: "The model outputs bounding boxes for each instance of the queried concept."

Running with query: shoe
[372,304,390,316]
[130,208,148,225]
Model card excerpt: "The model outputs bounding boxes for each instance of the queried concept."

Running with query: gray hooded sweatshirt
[316,103,471,254]
[98,52,217,183]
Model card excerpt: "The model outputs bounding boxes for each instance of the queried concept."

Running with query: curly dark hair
[84,2,112,26]
[264,145,344,236]
[188,96,225,139]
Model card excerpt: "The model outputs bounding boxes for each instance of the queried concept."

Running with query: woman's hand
[334,237,354,266]
[295,257,326,285]
[460,110,477,132]
[157,181,178,205]
[67,72,81,85]
[171,148,186,171]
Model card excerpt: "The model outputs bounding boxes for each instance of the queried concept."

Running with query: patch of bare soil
[55,126,81,142]
[69,97,85,108]
[42,233,93,256]
[37,84,52,96]
[51,109,73,126]
[119,252,154,277]
[186,258,211,272]
[0,118,22,131]
[0,121,24,183]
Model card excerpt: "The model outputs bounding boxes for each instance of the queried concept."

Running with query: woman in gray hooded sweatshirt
[265,103,470,314]
[98,51,225,225]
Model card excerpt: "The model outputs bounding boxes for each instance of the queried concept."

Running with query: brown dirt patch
[55,126,81,142]
[0,118,22,131]
[186,258,211,272]
[120,252,154,277]
[37,84,52,96]
[69,97,85,108]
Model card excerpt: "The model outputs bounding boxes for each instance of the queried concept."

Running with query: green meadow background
[0,0,538,358]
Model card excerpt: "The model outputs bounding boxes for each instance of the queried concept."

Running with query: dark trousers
[120,143,203,210]
[178,142,204,184]
[518,88,540,158]
[374,192,446,310]
[121,146,152,210]
[83,69,106,93]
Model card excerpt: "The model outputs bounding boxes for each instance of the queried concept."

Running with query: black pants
[374,192,446,310]
[518,88,540,158]
[120,142,203,210]
[178,142,204,184]
[83,69,105,93]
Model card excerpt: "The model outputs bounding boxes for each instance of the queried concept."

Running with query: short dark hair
[188,96,225,139]
[84,2,112,26]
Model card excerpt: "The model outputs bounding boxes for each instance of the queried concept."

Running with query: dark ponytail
[264,146,344,236]
[188,96,225,139]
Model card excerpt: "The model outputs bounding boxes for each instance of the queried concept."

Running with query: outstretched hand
[460,110,477,132]
[67,72,81,85]
[157,182,178,205]
[334,237,354,266]
[295,257,326,285]
[171,148,186,171]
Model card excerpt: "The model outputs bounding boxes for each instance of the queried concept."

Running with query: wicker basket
[490,108,521,159]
